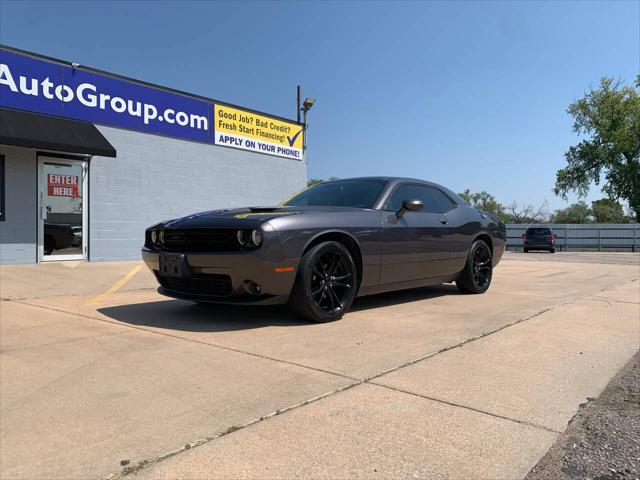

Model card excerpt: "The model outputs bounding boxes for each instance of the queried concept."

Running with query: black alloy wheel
[471,241,492,289]
[310,250,353,315]
[289,241,358,322]
[456,239,493,294]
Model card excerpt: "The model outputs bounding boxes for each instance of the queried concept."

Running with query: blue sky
[1,0,638,211]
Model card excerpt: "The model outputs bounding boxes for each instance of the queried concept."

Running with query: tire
[44,235,55,255]
[549,248,555,253]
[289,241,358,323]
[456,239,493,294]
[523,248,529,253]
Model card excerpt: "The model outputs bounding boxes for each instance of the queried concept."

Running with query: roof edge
[0,44,303,126]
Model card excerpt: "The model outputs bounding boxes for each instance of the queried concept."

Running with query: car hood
[154,206,368,229]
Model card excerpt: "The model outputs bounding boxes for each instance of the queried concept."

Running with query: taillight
[523,235,528,241]
[549,235,555,242]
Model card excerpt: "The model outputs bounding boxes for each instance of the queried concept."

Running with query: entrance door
[38,157,88,261]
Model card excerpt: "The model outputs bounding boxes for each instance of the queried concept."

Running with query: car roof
[327,176,431,183]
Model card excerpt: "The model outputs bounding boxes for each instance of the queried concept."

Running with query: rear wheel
[523,248,529,253]
[549,248,555,253]
[289,241,358,323]
[456,239,493,294]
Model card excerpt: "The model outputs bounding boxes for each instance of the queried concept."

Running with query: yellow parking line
[86,264,142,306]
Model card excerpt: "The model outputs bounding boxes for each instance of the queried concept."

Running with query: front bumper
[142,246,298,305]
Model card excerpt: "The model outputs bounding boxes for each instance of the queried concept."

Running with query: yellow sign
[214,104,304,160]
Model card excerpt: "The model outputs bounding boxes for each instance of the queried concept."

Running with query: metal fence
[506,224,640,252]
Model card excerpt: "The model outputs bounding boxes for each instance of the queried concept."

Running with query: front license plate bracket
[159,253,190,278]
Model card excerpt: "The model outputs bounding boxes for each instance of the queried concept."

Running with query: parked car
[71,225,82,247]
[523,226,556,253]
[142,177,507,322]
[43,223,75,255]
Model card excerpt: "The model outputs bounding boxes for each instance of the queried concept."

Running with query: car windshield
[527,228,552,235]
[283,180,387,208]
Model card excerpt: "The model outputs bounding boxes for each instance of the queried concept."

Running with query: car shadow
[97,283,460,333]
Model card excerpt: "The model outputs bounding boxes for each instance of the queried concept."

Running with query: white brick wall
[89,126,307,261]
[0,146,37,264]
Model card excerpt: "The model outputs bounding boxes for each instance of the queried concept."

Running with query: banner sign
[0,48,303,160]
[48,173,79,197]
[214,104,303,160]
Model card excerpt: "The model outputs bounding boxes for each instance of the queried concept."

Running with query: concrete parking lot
[1,252,638,479]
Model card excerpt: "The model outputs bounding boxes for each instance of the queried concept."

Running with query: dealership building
[0,45,306,264]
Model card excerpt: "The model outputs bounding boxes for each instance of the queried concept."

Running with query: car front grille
[147,229,240,252]
[157,273,233,297]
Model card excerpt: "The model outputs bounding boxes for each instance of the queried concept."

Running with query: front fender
[268,211,383,289]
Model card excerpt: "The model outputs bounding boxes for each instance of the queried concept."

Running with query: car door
[379,184,458,284]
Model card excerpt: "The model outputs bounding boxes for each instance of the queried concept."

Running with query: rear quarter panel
[447,206,506,271]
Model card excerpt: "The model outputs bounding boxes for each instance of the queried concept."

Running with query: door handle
[439,217,448,224]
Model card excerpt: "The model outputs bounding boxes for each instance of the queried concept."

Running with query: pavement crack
[359,297,580,386]
[586,297,639,305]
[104,380,366,480]
[367,382,561,434]
[16,277,639,479]
[1,287,156,303]
[0,329,130,354]
[8,299,359,383]
[102,291,593,479]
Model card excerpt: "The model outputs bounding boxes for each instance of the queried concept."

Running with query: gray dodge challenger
[142,177,506,322]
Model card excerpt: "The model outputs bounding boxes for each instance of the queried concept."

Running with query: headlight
[251,229,263,247]
[236,229,263,248]
[158,230,165,244]
[236,230,248,246]
[150,230,157,244]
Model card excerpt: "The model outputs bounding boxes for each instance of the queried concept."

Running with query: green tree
[307,176,338,187]
[307,178,324,187]
[554,76,640,221]
[550,201,592,223]
[458,189,504,216]
[591,198,626,223]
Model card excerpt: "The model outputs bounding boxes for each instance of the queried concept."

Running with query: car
[43,223,75,255]
[71,225,82,247]
[142,177,507,322]
[522,226,556,253]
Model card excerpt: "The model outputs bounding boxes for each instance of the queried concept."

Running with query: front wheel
[456,239,493,294]
[289,241,358,323]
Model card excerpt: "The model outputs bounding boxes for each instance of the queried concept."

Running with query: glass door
[38,157,88,261]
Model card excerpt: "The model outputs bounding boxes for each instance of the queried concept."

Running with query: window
[284,179,387,209]
[527,228,552,236]
[384,184,455,213]
[0,155,4,222]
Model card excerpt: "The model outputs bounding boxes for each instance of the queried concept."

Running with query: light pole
[300,97,315,153]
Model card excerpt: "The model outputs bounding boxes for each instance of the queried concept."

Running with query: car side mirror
[396,199,423,218]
